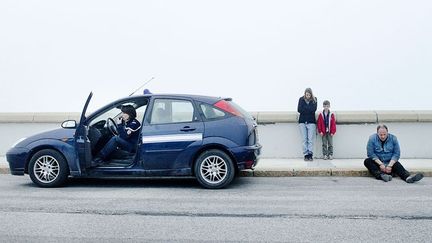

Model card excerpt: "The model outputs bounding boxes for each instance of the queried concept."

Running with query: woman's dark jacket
[297,97,317,124]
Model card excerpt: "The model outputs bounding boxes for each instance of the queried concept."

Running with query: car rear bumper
[6,147,30,175]
[232,143,261,170]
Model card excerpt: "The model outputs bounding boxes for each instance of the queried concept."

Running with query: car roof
[129,93,227,104]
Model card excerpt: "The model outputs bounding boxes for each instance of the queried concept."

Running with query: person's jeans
[364,158,411,180]
[299,123,316,156]
[322,133,333,156]
[99,136,134,159]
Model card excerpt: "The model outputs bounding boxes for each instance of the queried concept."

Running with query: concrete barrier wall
[259,122,432,159]
[1,111,432,159]
[0,123,60,156]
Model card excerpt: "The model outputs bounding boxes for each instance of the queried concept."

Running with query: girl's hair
[304,88,316,103]
[121,105,137,120]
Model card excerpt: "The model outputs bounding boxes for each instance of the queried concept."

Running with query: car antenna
[128,77,155,96]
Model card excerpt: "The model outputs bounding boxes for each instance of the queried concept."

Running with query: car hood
[15,128,76,148]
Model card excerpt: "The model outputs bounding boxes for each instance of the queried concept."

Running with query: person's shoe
[406,173,424,183]
[328,155,333,160]
[304,155,308,161]
[380,173,392,182]
[323,155,328,160]
[308,155,314,161]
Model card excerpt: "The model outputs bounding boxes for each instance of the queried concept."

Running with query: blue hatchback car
[7,92,261,189]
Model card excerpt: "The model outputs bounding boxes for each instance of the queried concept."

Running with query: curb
[239,169,432,177]
[0,167,9,175]
[2,167,432,177]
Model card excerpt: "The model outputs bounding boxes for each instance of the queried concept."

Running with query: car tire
[194,149,235,189]
[28,149,69,188]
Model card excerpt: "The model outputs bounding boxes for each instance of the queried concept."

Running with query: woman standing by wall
[297,88,317,161]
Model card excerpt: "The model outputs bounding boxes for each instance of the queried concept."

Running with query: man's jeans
[99,135,134,159]
[364,158,411,180]
[299,123,316,156]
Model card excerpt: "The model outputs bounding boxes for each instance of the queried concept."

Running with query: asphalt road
[1,175,431,242]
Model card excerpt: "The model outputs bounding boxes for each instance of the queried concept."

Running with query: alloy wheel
[200,155,227,184]
[33,155,60,183]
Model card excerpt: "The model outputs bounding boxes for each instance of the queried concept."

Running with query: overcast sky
[1,0,431,113]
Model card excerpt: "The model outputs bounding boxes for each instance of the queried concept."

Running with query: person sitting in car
[93,105,141,166]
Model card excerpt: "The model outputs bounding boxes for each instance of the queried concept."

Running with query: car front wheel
[194,149,235,189]
[28,149,69,187]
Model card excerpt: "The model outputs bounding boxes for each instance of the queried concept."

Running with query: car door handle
[180,126,196,132]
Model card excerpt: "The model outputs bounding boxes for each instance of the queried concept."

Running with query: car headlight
[11,138,27,148]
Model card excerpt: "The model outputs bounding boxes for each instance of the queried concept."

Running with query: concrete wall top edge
[1,111,431,123]
[0,112,81,123]
[375,110,418,122]
[255,111,298,123]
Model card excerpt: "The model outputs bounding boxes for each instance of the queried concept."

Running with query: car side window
[200,103,226,120]
[150,99,195,124]
[88,101,148,127]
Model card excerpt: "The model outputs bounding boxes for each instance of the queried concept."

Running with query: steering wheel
[106,118,119,136]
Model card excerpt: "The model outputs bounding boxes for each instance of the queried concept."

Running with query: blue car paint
[6,147,29,175]
[7,128,78,176]
[140,120,205,171]
[7,93,261,181]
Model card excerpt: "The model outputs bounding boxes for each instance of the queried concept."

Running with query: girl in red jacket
[317,100,336,160]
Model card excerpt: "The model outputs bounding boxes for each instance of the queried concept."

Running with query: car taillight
[245,160,254,169]
[214,100,243,117]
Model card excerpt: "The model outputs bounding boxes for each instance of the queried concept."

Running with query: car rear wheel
[28,149,69,187]
[194,149,235,189]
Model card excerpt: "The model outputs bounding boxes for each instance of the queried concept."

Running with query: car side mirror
[61,120,77,129]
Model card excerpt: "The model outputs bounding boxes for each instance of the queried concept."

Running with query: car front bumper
[6,147,30,175]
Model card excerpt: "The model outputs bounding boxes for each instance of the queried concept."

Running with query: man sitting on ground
[364,124,423,183]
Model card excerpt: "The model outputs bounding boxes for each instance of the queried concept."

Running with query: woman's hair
[303,88,316,103]
[121,105,137,120]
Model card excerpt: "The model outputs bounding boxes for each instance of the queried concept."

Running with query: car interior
[86,99,148,167]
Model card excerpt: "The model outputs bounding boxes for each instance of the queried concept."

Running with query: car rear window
[226,100,253,120]
[200,103,226,119]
